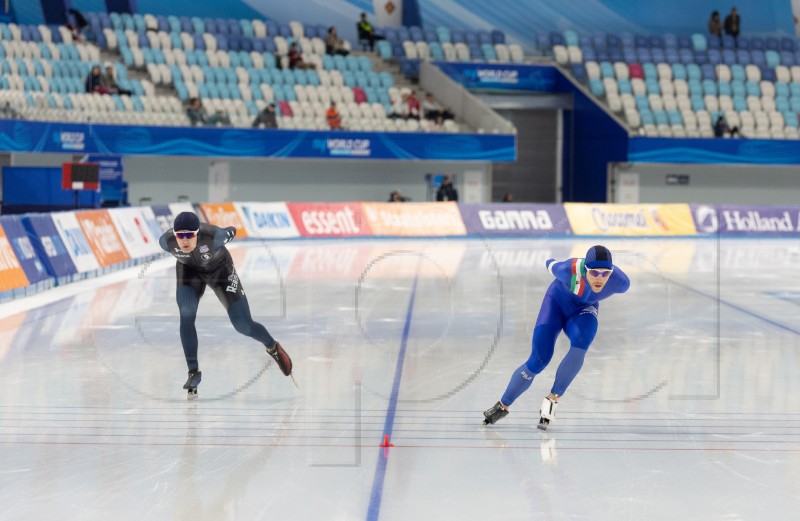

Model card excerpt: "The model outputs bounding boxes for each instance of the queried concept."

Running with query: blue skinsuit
[500,257,630,406]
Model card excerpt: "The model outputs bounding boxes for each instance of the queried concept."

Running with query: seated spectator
[406,90,421,120]
[186,97,231,127]
[357,12,384,51]
[85,65,109,94]
[422,93,454,124]
[252,102,278,129]
[66,8,90,41]
[103,65,132,96]
[388,94,409,119]
[713,115,740,137]
[288,42,314,70]
[502,192,514,202]
[325,26,349,56]
[326,101,342,130]
[388,190,410,202]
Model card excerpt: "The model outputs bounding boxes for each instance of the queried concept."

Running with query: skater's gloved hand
[224,227,236,242]
[213,226,237,250]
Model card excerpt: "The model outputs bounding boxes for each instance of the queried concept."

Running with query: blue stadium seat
[409,26,423,42]
[784,111,798,127]
[721,35,736,49]
[736,49,750,64]
[776,96,790,113]
[491,30,505,45]
[691,96,705,111]
[383,27,399,44]
[563,30,578,47]
[781,37,795,52]
[776,82,790,98]
[750,36,764,51]
[664,33,678,49]
[761,67,776,82]
[645,79,660,94]
[635,47,651,63]
[780,50,794,66]
[642,62,657,80]
[582,47,596,62]
[606,34,621,49]
[482,43,497,61]
[635,94,649,111]
[687,63,701,82]
[436,26,450,44]
[765,50,780,68]
[692,33,707,51]
[423,27,437,43]
[427,41,442,60]
[650,35,665,49]
[634,35,648,48]
[765,37,779,51]
[730,65,745,82]
[671,63,686,81]
[722,49,736,65]
[733,96,747,112]
[640,110,654,126]
[617,78,632,94]
[650,48,665,63]
[746,81,761,97]
[589,77,604,97]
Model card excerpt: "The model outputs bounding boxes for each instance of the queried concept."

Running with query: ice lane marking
[366,263,420,521]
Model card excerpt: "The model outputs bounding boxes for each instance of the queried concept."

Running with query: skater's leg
[500,324,560,406]
[226,297,276,348]
[177,284,202,371]
[550,307,598,397]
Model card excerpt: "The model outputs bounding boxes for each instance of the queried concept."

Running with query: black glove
[224,227,236,243]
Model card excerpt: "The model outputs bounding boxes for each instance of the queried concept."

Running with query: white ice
[0,238,798,521]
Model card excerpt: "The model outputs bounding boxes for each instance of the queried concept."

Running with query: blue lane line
[668,278,800,336]
[366,270,420,521]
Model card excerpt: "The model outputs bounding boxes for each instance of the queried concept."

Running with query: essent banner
[287,202,370,237]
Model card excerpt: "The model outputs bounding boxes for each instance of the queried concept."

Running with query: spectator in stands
[422,93,454,125]
[85,65,110,94]
[713,115,740,137]
[325,26,350,56]
[103,65,132,96]
[326,101,343,130]
[436,175,459,202]
[502,192,514,202]
[724,7,741,47]
[357,12,384,51]
[406,90,421,120]
[66,8,90,41]
[287,42,314,70]
[252,102,278,129]
[708,11,723,44]
[388,190,410,202]
[186,97,231,127]
[388,93,409,119]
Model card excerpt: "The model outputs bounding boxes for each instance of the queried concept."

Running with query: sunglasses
[174,230,198,240]
[586,269,613,278]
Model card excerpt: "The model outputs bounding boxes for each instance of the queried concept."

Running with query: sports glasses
[174,229,199,239]
[586,268,613,278]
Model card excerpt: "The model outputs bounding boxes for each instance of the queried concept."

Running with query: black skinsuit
[159,223,275,370]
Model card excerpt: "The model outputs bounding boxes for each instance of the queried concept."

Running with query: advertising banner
[0,120,516,161]
[236,202,299,239]
[459,203,572,236]
[564,203,697,236]
[74,210,131,267]
[361,202,467,236]
[51,211,101,273]
[0,224,30,292]
[151,205,175,233]
[287,202,370,237]
[691,204,800,236]
[0,215,49,284]
[21,214,78,279]
[107,207,162,258]
[436,62,557,92]
[198,202,249,238]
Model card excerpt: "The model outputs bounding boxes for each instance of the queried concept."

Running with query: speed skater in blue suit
[483,245,630,430]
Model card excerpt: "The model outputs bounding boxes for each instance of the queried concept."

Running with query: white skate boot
[537,396,558,431]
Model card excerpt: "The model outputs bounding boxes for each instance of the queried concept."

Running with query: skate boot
[483,401,509,425]
[183,369,202,399]
[537,396,558,431]
[267,342,293,376]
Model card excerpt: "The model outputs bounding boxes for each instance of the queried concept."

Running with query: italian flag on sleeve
[570,258,585,296]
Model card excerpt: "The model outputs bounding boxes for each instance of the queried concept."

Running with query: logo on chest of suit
[580,306,598,317]
[199,245,209,253]
[201,253,212,261]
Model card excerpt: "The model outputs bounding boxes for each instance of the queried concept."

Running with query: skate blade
[187,390,198,400]
[537,421,548,431]
[290,373,300,389]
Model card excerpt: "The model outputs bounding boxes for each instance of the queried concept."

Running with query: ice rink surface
[1,237,799,521]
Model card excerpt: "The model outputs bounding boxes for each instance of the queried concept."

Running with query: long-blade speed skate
[537,396,558,431]
[483,401,509,425]
[183,369,202,399]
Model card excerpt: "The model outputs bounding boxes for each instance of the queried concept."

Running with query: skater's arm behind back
[159,229,173,252]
